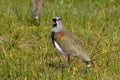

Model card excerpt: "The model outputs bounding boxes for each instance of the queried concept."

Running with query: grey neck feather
[52,21,64,32]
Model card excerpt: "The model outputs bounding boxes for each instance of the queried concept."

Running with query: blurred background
[0,0,120,79]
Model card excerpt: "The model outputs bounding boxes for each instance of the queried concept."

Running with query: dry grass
[0,0,120,80]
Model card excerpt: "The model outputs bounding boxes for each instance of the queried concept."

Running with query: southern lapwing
[30,0,44,25]
[51,17,92,68]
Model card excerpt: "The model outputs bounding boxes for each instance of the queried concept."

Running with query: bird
[51,17,92,68]
[30,0,44,26]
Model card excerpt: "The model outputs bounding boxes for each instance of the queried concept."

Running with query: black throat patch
[53,23,57,28]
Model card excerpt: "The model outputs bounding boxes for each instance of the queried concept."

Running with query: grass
[0,0,120,79]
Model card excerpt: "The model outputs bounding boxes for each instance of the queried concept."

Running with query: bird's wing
[54,30,91,61]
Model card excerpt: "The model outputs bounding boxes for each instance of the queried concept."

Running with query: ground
[0,0,120,80]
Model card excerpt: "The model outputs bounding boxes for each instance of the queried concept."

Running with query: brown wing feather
[55,30,91,62]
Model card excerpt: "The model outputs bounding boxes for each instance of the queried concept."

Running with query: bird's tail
[84,60,94,68]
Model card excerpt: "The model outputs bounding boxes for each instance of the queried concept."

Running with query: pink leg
[62,55,70,65]
[62,55,70,68]
[62,55,69,65]
[68,55,70,65]
[62,55,67,62]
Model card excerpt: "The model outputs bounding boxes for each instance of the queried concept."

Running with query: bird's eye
[52,19,56,22]
[57,18,62,21]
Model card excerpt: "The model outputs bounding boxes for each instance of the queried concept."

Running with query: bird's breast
[55,33,63,41]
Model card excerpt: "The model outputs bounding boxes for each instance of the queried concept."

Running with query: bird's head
[52,17,64,32]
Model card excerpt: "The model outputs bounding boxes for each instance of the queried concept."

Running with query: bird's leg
[61,55,67,68]
[68,55,70,65]
[62,55,67,63]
